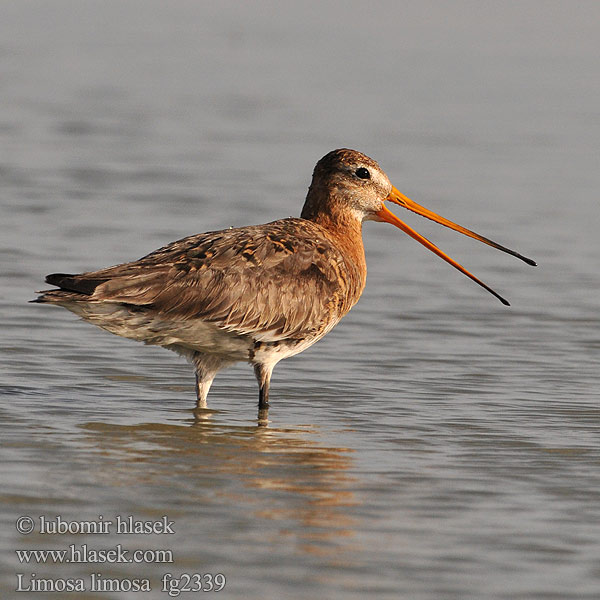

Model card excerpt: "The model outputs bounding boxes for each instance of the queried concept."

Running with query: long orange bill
[377,186,537,306]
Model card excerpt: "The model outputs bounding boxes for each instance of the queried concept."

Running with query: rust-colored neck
[301,186,367,292]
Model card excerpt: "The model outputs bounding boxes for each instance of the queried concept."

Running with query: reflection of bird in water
[83,419,358,554]
[34,149,535,414]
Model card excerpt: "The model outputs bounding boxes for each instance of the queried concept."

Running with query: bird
[33,149,535,414]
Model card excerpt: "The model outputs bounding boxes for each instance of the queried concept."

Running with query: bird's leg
[258,382,269,408]
[195,371,215,409]
[257,407,269,427]
[254,363,274,410]
[191,353,226,410]
[257,375,270,409]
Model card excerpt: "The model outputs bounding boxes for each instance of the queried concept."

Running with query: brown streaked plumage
[33,149,535,414]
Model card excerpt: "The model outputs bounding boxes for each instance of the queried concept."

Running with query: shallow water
[1,1,599,598]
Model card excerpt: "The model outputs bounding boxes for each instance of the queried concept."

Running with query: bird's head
[302,148,536,305]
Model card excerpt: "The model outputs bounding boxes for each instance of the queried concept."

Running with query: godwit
[34,149,535,412]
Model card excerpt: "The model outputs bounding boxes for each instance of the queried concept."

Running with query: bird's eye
[355,167,371,180]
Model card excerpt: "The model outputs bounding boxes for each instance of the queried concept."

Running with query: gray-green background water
[1,1,599,598]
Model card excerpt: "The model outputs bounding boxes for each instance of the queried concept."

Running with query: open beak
[376,186,536,306]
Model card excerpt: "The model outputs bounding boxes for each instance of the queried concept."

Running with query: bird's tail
[31,272,102,304]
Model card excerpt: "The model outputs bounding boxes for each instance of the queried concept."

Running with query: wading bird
[34,149,535,414]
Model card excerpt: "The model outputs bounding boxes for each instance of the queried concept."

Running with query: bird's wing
[47,219,355,342]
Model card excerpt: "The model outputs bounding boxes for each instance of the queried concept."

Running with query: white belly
[58,300,339,364]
